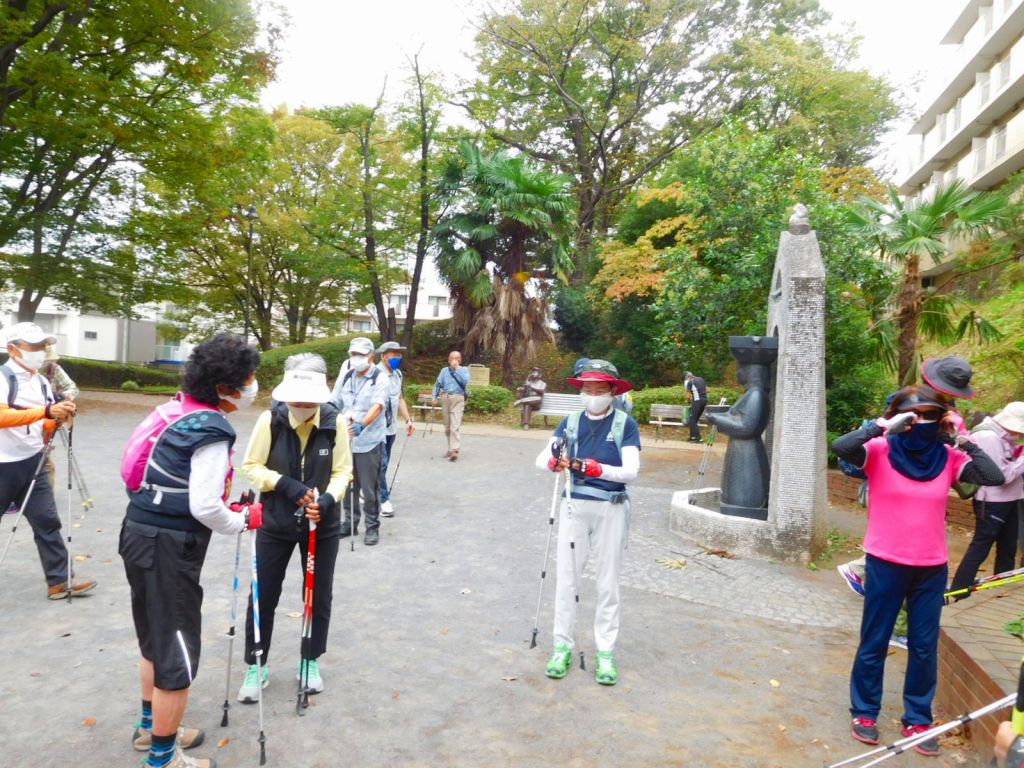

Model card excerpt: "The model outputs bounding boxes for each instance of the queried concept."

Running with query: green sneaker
[545,643,572,679]
[296,658,324,693]
[237,663,268,703]
[595,651,618,685]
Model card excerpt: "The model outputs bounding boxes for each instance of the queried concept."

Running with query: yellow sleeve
[325,420,353,501]
[242,410,282,492]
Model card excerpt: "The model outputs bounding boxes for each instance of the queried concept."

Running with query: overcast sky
[259,0,962,172]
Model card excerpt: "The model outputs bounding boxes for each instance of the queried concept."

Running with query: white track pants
[552,497,626,653]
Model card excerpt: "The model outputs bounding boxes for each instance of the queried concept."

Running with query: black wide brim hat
[921,356,975,399]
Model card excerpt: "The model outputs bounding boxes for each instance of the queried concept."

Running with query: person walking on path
[376,341,414,517]
[949,402,1024,595]
[432,350,469,461]
[331,337,388,546]
[831,385,1004,758]
[120,332,263,768]
[534,359,641,686]
[0,322,94,599]
[236,353,352,703]
[683,371,707,443]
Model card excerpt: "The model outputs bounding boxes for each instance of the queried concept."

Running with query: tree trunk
[17,288,43,321]
[401,54,433,351]
[896,254,922,386]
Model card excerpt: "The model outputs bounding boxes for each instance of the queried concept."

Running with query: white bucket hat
[993,402,1024,434]
[271,369,331,404]
[6,322,57,346]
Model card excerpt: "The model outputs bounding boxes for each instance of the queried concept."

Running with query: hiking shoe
[237,664,268,703]
[837,563,865,597]
[851,717,879,745]
[166,746,216,768]
[380,500,395,517]
[364,528,379,546]
[888,633,908,651]
[594,651,618,685]
[132,725,205,752]
[545,644,572,679]
[449,450,459,462]
[46,579,97,600]
[901,723,940,756]
[296,659,324,694]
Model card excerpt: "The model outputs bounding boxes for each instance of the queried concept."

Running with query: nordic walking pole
[944,567,1024,604]
[529,467,561,649]
[57,426,93,511]
[387,432,410,497]
[65,423,74,603]
[348,480,356,553]
[247,489,268,765]
[694,424,717,489]
[1001,656,1024,767]
[0,435,54,566]
[562,454,584,671]
[221,499,244,727]
[827,692,1015,768]
[297,490,318,716]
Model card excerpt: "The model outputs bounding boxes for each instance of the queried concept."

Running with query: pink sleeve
[950,446,971,481]
[862,436,885,471]
[948,411,968,437]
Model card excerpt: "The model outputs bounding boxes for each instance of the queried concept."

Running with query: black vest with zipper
[260,401,341,539]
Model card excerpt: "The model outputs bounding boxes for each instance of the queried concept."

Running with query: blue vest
[126,409,235,532]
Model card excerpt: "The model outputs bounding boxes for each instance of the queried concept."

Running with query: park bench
[649,398,731,442]
[413,391,443,434]
[531,392,582,427]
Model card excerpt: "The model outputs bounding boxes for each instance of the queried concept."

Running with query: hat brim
[271,382,332,404]
[566,373,632,395]
[8,332,57,346]
[921,359,975,399]
[895,395,950,412]
[376,344,407,354]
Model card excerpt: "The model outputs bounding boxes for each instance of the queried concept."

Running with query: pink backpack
[121,393,216,491]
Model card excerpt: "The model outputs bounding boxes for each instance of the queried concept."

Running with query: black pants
[244,529,339,665]
[343,443,383,532]
[688,399,707,440]
[951,499,1021,592]
[0,452,69,585]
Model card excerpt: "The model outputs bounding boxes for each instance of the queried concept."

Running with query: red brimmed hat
[566,359,632,394]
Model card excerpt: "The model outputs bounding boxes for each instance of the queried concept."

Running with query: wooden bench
[531,392,582,427]
[649,398,730,442]
[413,391,443,434]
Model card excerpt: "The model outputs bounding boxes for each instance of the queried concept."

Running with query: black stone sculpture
[706,336,779,520]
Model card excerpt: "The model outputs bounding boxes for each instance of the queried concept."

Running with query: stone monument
[513,367,547,429]
[669,204,828,563]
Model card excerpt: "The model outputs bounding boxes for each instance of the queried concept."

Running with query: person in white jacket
[950,401,1024,593]
[534,360,640,686]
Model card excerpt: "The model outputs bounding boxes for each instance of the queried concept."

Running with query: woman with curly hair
[120,333,263,768]
[832,385,1004,758]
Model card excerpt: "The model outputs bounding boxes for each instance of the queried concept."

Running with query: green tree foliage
[846,181,1010,385]
[0,0,276,320]
[434,141,574,386]
[464,0,832,269]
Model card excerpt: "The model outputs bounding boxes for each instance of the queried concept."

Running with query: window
[978,71,991,105]
[428,295,448,318]
[84,331,98,340]
[395,294,409,316]
[995,126,1007,159]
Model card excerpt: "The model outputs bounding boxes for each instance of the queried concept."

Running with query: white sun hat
[271,369,331,404]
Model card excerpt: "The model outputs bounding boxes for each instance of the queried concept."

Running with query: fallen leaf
[501,676,517,682]
[95,528,103,533]
[217,737,230,748]
[769,679,781,688]
[440,626,449,634]
[656,557,687,570]
[778,724,787,732]
[287,612,302,618]
[73,523,81,528]
[460,588,472,595]
[391,689,400,700]
[74,555,88,561]
[29,672,40,677]
[82,718,96,726]
[99,559,112,564]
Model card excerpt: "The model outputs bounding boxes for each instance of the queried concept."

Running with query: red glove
[579,459,603,478]
[230,501,263,529]
[547,456,560,473]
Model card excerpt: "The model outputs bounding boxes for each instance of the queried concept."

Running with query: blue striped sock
[140,699,153,731]
[147,732,175,767]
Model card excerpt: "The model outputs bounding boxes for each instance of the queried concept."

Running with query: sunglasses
[909,409,945,420]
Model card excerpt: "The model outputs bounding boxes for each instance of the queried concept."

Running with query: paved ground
[0,393,991,767]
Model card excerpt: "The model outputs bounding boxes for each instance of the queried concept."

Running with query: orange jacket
[0,403,57,437]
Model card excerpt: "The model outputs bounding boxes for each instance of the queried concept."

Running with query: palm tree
[847,181,1008,384]
[434,142,574,386]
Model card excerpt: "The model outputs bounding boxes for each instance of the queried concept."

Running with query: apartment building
[900,0,1024,281]
[343,263,453,334]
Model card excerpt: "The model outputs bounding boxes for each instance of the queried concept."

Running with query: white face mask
[350,355,371,373]
[223,380,258,409]
[581,393,613,415]
[288,404,318,423]
[15,349,46,372]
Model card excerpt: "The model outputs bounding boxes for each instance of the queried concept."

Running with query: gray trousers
[1,452,70,585]
[344,443,383,532]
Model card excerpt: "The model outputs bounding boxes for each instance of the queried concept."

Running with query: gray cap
[376,341,407,354]
[348,336,375,355]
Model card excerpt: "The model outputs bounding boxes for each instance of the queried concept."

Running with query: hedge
[0,355,183,389]
[256,333,379,389]
[630,384,742,424]
[403,382,513,415]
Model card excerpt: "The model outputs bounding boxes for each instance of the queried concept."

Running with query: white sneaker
[237,663,268,702]
[296,658,324,693]
[380,500,395,517]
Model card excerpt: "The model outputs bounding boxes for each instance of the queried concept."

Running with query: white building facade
[343,262,453,334]
[900,0,1024,280]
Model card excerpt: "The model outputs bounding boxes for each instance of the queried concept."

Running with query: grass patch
[807,528,861,571]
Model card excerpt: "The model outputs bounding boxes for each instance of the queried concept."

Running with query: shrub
[410,319,457,357]
[40,357,181,389]
[257,333,379,388]
[629,383,741,424]
[402,382,513,415]
[121,380,140,391]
